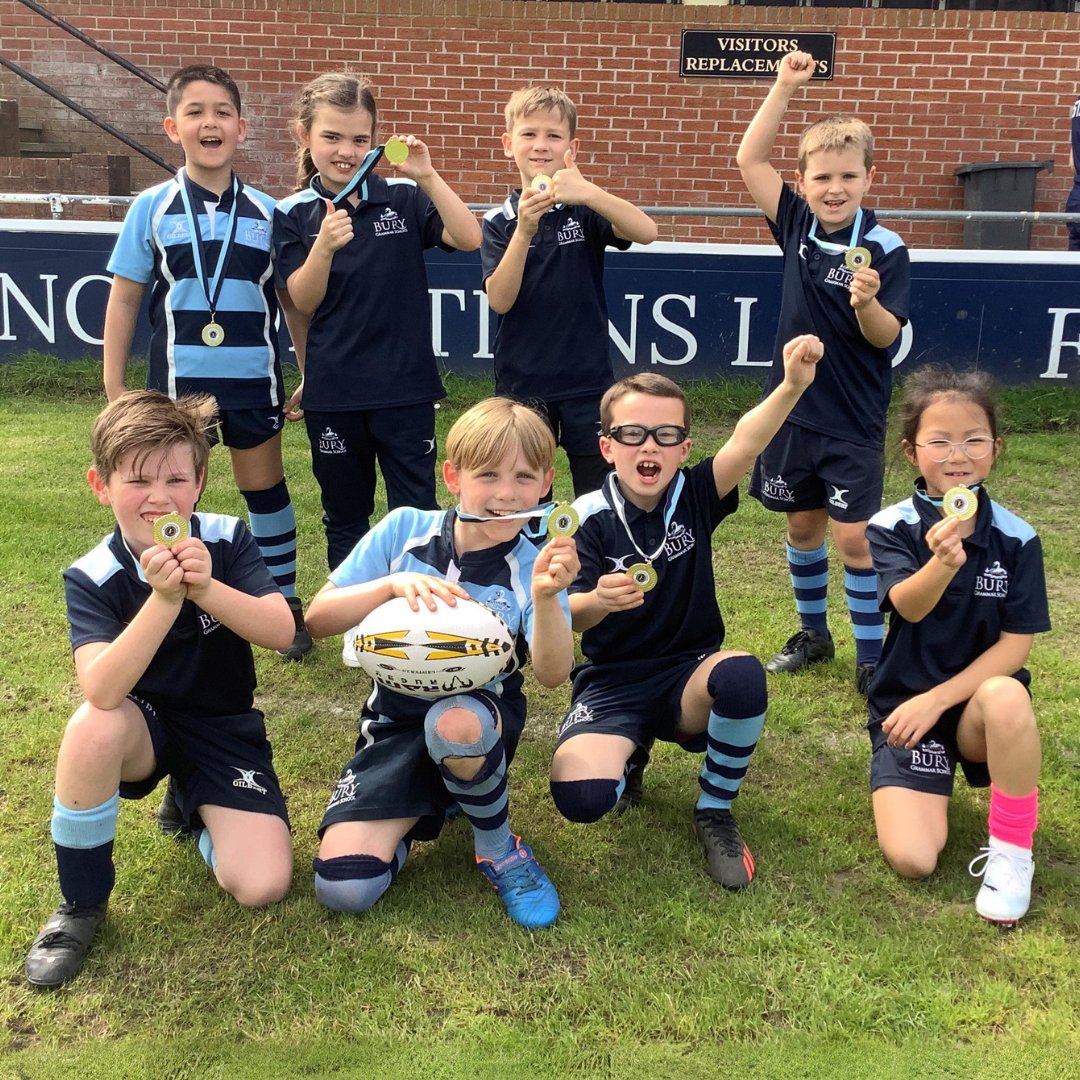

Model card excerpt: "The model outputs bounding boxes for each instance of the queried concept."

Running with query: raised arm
[387,135,481,251]
[711,334,823,496]
[736,50,817,222]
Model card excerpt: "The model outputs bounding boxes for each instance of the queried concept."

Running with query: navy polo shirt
[569,458,739,666]
[481,192,630,402]
[63,514,280,719]
[866,481,1050,723]
[330,506,571,722]
[765,184,910,449]
[107,170,283,410]
[273,174,450,411]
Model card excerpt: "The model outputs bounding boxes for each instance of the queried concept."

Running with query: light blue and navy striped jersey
[63,514,280,719]
[866,480,1050,724]
[329,506,571,721]
[107,169,283,410]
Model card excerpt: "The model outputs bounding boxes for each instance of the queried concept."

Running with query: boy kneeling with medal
[549,335,823,890]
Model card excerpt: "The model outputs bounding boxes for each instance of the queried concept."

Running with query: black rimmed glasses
[607,424,689,447]
[914,437,995,463]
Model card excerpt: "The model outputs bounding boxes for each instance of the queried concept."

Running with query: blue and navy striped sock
[787,542,829,636]
[440,742,512,860]
[241,480,298,599]
[696,656,767,812]
[844,565,883,665]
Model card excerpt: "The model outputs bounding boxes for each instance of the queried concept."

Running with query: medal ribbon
[609,471,685,567]
[325,146,385,207]
[807,207,863,257]
[177,169,241,325]
[455,503,560,542]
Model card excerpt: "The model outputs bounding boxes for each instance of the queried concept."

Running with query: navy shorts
[868,703,991,798]
[318,689,526,843]
[534,394,604,457]
[120,696,289,830]
[210,406,286,451]
[750,421,884,523]
[555,654,710,755]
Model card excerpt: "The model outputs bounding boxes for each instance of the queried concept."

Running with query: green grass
[2,356,1080,1078]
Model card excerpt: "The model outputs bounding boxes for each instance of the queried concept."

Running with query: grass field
[1,358,1079,1079]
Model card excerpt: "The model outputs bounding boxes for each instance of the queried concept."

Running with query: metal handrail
[13,0,167,93]
[0,57,175,175]
[4,192,1080,225]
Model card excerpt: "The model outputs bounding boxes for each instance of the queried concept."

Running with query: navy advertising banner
[2,221,1080,384]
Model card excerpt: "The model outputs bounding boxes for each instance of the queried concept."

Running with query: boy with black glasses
[549,336,823,889]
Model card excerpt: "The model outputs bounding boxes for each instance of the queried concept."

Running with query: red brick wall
[1,2,1076,249]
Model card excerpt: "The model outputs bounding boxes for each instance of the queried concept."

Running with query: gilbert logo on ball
[343,596,515,699]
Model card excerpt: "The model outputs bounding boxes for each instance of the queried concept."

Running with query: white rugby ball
[343,595,515,700]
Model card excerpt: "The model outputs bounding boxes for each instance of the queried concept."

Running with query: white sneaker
[968,840,1034,924]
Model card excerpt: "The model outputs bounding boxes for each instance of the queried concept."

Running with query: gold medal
[942,485,977,521]
[201,320,224,347]
[844,246,872,272]
[530,174,553,195]
[546,504,579,539]
[628,562,658,593]
[384,139,409,165]
[153,513,189,547]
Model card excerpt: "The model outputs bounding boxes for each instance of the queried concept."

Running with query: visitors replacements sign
[680,31,835,79]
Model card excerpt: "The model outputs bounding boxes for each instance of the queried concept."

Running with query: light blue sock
[196,828,218,872]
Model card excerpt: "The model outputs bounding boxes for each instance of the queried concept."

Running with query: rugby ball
[342,595,515,700]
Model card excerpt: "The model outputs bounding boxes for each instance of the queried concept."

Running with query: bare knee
[977,678,1037,739]
[221,864,291,907]
[434,706,483,746]
[879,840,940,880]
[63,702,130,764]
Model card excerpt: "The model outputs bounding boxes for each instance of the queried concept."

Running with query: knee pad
[424,694,502,782]
[706,655,767,718]
[550,778,621,824]
[312,854,393,913]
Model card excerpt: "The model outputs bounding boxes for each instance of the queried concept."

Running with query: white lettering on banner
[610,293,644,365]
[892,320,914,368]
[430,289,465,358]
[731,296,767,367]
[472,289,493,360]
[0,274,58,342]
[66,275,111,345]
[651,294,697,366]
[1041,308,1080,379]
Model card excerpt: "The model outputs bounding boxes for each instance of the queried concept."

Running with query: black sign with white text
[680,31,835,80]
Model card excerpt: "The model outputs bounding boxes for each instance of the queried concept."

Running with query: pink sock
[988,785,1038,850]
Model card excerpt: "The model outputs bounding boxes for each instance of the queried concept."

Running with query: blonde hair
[797,116,874,173]
[503,86,577,138]
[445,398,556,473]
[293,73,378,191]
[90,391,216,483]
[600,374,690,433]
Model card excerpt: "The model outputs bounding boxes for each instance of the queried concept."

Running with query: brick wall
[0,2,1075,249]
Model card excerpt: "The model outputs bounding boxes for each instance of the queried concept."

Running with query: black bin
[954,160,1054,250]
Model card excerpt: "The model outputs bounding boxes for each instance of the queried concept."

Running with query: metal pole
[0,56,175,175]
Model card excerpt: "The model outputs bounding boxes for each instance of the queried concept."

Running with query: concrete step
[20,141,76,157]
